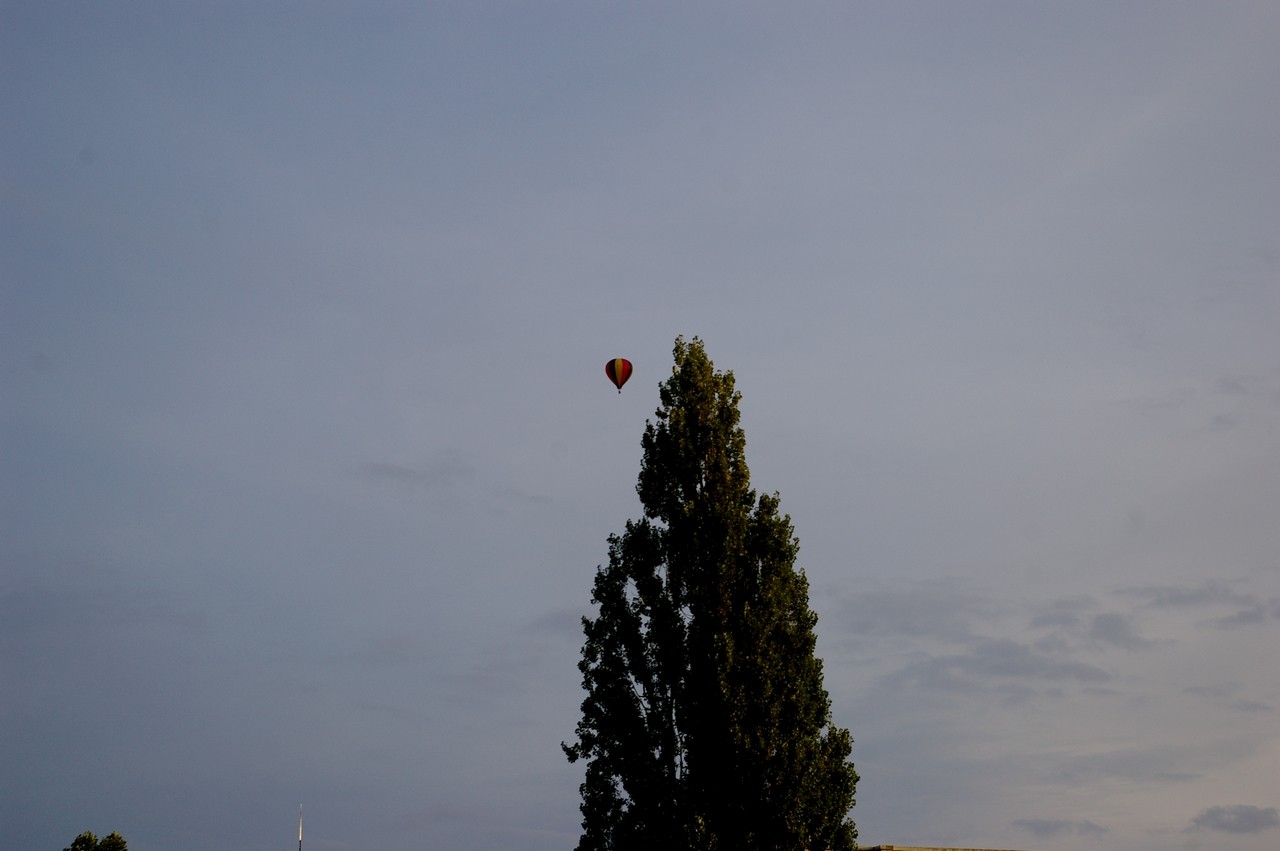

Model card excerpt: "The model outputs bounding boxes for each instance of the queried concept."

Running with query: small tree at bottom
[64,832,127,851]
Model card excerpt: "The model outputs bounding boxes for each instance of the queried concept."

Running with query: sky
[3,3,1279,850]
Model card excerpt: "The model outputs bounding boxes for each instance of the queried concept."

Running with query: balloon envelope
[605,358,632,392]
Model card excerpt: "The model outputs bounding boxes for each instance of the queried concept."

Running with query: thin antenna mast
[298,804,303,851]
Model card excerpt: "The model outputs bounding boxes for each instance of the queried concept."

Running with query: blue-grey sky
[4,4,1278,850]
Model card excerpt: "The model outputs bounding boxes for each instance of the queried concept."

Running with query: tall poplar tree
[564,337,857,851]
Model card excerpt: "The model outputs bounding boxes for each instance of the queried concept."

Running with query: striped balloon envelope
[605,358,632,393]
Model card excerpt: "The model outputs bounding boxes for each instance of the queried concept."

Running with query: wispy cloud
[882,637,1112,696]
[1028,595,1097,630]
[836,582,1001,644]
[1189,805,1280,834]
[1117,581,1255,610]
[359,455,474,489]
[1087,612,1153,649]
[1203,598,1280,630]
[1042,736,1263,787]
[1115,582,1280,630]
[1012,817,1107,838]
[1183,684,1274,713]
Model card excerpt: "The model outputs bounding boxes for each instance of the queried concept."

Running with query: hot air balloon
[605,358,632,393]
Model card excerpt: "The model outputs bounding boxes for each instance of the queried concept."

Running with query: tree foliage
[63,832,127,851]
[565,337,857,851]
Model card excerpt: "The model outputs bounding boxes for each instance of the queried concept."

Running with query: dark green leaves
[63,832,127,851]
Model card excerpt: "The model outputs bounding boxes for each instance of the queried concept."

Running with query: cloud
[1030,598,1160,654]
[359,456,474,489]
[883,637,1112,697]
[1012,818,1107,838]
[1227,699,1274,713]
[963,639,1112,681]
[1028,610,1081,629]
[1087,612,1153,649]
[1116,583,1280,630]
[1028,595,1097,630]
[525,606,591,642]
[836,582,1000,644]
[1190,805,1280,834]
[1203,598,1280,630]
[1118,582,1255,610]
[1184,685,1274,712]
[1046,746,1200,785]
[1214,375,1253,396]
[346,633,440,668]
